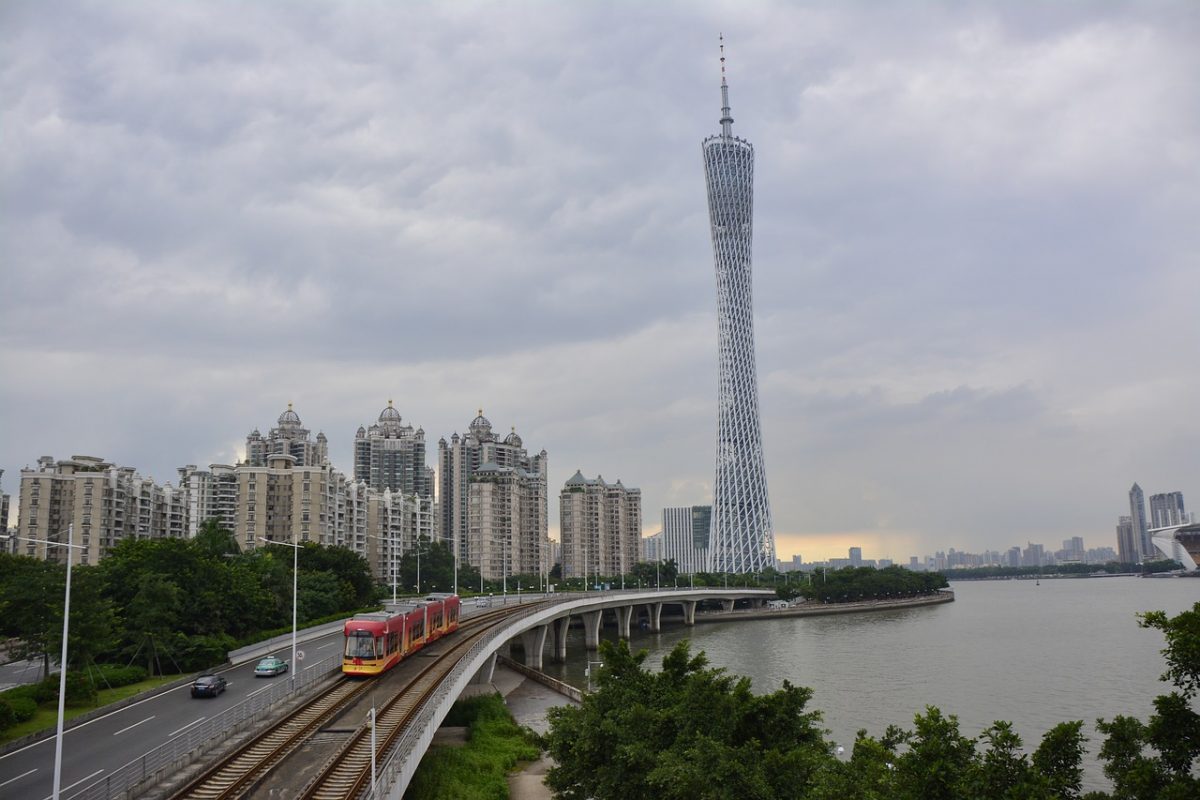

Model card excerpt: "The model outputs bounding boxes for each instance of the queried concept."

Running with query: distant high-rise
[353,400,432,497]
[1116,515,1138,565]
[702,38,775,573]
[560,472,641,580]
[1129,483,1150,560]
[245,404,328,468]
[1149,491,1187,529]
[849,547,863,567]
[0,468,10,541]
[661,505,712,575]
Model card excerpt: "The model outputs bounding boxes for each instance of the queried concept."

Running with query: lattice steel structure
[702,47,776,573]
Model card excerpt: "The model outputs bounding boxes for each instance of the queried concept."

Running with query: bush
[5,696,37,722]
[35,672,98,707]
[0,684,41,704]
[88,663,148,689]
[0,700,14,733]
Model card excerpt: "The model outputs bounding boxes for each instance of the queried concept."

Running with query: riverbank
[691,589,954,624]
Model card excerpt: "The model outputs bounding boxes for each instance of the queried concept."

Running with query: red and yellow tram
[342,593,461,677]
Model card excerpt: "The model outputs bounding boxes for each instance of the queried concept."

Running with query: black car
[191,674,227,698]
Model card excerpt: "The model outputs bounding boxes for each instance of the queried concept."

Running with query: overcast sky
[2,1,1197,562]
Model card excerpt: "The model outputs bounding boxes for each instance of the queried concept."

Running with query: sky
[2,1,1197,563]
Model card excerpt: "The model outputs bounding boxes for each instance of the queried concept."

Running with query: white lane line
[168,717,205,737]
[305,662,323,671]
[317,642,336,649]
[0,767,37,788]
[112,715,155,736]
[246,685,271,699]
[39,768,103,800]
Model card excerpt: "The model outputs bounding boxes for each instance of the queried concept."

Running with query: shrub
[0,700,14,733]
[88,664,148,689]
[6,696,37,722]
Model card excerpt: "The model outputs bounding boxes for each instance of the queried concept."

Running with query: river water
[537,577,1199,790]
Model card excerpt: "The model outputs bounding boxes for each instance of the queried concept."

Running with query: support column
[521,625,548,670]
[551,615,571,663]
[648,602,663,632]
[616,606,633,640]
[682,601,697,626]
[721,599,735,613]
[582,610,603,651]
[471,651,498,684]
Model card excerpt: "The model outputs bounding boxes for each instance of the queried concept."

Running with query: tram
[342,593,461,677]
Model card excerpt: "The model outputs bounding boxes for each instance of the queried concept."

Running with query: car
[191,674,227,698]
[254,656,289,677]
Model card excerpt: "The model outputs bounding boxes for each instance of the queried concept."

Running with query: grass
[0,673,184,745]
[405,693,542,800]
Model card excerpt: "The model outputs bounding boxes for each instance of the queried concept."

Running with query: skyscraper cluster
[1119,483,1191,564]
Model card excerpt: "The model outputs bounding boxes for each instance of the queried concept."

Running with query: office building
[1129,483,1150,561]
[560,472,641,579]
[661,506,711,575]
[1149,492,1187,529]
[702,41,775,573]
[353,401,433,496]
[849,547,863,567]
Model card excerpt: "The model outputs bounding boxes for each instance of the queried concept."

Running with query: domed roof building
[352,400,431,496]
[245,403,328,467]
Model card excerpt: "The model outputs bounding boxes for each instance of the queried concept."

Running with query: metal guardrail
[71,652,343,800]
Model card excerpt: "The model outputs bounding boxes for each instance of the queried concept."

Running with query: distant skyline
[2,2,1198,562]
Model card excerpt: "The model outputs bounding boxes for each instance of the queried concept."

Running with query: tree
[1094,602,1200,799]
[0,553,63,677]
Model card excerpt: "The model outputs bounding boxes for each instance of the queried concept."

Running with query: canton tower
[703,37,776,573]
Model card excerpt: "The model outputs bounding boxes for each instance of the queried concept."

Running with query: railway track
[298,600,553,800]
[170,603,539,800]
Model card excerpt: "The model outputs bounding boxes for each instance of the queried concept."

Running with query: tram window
[375,636,383,656]
[346,632,375,658]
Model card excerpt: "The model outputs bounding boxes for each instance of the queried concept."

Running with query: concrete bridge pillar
[648,602,663,632]
[682,600,697,626]
[721,599,735,613]
[521,625,548,670]
[551,615,571,663]
[616,605,633,639]
[471,651,498,685]
[582,610,604,651]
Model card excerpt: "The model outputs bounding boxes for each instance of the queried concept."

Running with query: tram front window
[345,632,375,659]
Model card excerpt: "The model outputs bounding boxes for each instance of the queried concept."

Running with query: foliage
[396,536,481,595]
[1092,602,1200,799]
[0,553,63,676]
[545,639,1090,800]
[944,561,1180,580]
[801,565,948,603]
[405,693,541,800]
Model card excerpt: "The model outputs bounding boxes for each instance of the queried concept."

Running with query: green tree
[0,553,63,677]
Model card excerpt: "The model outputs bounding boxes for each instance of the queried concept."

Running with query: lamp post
[258,537,299,690]
[5,530,83,800]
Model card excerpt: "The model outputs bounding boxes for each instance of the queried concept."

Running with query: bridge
[377,588,776,798]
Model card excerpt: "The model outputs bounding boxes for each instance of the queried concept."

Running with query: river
[536,576,1199,790]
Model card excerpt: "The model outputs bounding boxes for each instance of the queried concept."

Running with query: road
[0,595,533,799]
[0,632,345,800]
[0,659,44,692]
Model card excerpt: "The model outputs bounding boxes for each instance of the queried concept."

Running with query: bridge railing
[72,651,343,800]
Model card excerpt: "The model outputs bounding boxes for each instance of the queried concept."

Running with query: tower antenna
[719,33,734,137]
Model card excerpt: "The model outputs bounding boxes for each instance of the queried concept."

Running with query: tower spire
[719,33,734,137]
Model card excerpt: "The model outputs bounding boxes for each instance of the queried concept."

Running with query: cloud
[2,1,1197,561]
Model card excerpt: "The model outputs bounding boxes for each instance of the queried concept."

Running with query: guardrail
[72,651,343,800]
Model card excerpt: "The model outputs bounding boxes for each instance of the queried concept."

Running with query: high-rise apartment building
[245,404,328,468]
[17,455,185,566]
[438,411,547,572]
[1116,516,1138,564]
[702,40,775,573]
[642,531,663,563]
[466,462,547,580]
[353,401,433,497]
[1129,483,1150,561]
[178,463,239,537]
[661,505,712,575]
[1149,492,1187,529]
[0,469,10,542]
[560,472,641,580]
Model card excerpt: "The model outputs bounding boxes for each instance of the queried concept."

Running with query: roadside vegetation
[942,559,1181,580]
[405,693,541,800]
[543,602,1200,800]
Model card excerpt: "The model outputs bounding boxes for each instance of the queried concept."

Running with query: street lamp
[258,537,299,690]
[4,530,83,800]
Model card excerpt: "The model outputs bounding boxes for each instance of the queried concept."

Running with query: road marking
[168,717,205,737]
[317,642,336,649]
[39,768,103,799]
[246,685,271,698]
[305,662,323,671]
[112,715,155,736]
[0,768,37,788]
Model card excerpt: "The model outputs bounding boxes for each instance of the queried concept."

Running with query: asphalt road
[0,631,344,800]
[0,659,44,692]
